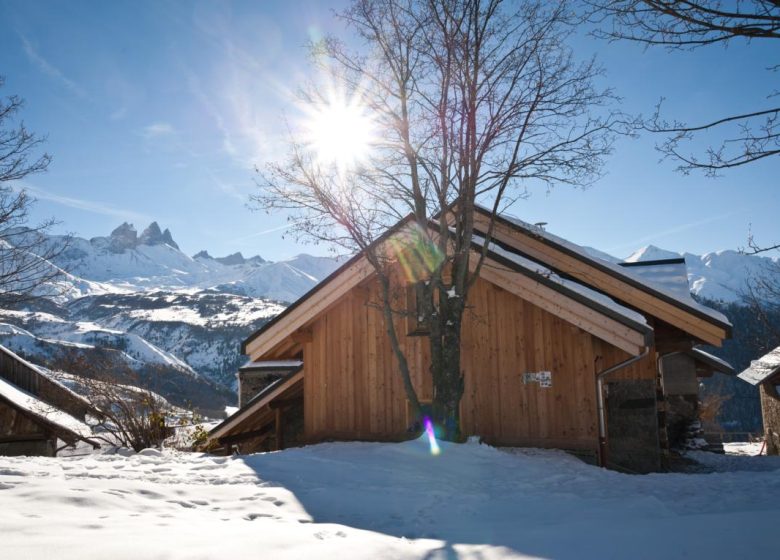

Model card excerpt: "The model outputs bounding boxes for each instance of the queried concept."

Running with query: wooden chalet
[210,207,732,472]
[738,346,780,455]
[0,345,98,456]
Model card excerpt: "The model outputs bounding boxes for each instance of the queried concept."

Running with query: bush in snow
[51,349,175,451]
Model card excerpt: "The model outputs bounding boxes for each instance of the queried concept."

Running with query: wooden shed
[738,346,780,455]
[0,345,98,456]
[211,208,731,472]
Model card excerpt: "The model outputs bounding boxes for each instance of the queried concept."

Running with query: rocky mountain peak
[161,228,179,250]
[215,252,246,266]
[139,222,180,250]
[109,222,138,253]
[193,250,212,260]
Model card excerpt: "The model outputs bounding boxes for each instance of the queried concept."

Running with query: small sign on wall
[523,371,552,388]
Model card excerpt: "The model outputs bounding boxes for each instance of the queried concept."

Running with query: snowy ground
[2,438,779,560]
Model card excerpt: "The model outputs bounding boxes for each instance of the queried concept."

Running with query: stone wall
[239,370,295,407]
[760,383,780,455]
[606,379,662,473]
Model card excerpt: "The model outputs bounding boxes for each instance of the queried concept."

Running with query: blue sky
[0,0,776,261]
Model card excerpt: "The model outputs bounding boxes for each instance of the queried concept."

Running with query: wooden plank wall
[303,285,431,440]
[460,279,600,450]
[300,272,657,452]
[0,399,48,442]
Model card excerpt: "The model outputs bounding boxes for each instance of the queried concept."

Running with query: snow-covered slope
[1,438,779,559]
[0,222,341,413]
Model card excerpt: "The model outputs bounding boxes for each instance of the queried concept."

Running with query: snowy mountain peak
[625,245,683,263]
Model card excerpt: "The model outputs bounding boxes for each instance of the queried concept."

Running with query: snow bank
[1,438,779,559]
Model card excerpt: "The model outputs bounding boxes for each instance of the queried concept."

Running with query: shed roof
[738,346,780,385]
[0,375,94,444]
[240,360,303,372]
[209,367,303,443]
[687,348,735,376]
[0,344,94,416]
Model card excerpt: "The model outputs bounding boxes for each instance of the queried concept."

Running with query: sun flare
[303,96,376,170]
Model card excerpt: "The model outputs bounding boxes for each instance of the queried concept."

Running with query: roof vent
[534,222,548,230]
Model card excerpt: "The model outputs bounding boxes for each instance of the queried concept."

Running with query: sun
[302,95,376,171]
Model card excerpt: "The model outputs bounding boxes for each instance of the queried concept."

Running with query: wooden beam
[275,407,283,451]
[218,424,274,446]
[290,329,313,344]
[268,396,303,410]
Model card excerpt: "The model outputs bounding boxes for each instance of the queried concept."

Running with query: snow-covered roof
[240,359,303,371]
[0,376,93,440]
[0,344,94,412]
[738,346,780,386]
[473,234,650,331]
[495,211,731,328]
[688,348,735,375]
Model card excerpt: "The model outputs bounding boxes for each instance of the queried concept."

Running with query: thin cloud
[20,35,88,99]
[607,212,735,255]
[229,220,302,243]
[22,184,151,224]
[142,122,176,138]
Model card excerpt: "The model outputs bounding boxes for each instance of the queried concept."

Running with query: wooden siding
[0,399,49,442]
[295,273,657,452]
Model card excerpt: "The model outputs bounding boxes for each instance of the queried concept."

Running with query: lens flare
[388,223,444,283]
[423,417,441,456]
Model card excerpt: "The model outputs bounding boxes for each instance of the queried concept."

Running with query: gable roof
[470,206,731,345]
[242,215,415,355]
[243,217,656,359]
[243,207,731,359]
[738,346,780,385]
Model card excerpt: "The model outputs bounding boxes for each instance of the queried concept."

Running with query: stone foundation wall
[606,379,662,473]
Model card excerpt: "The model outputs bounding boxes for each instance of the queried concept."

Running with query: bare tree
[586,1,780,175]
[255,0,622,439]
[0,76,68,305]
[51,349,173,452]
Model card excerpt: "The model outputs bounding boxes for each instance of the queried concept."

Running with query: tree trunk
[429,282,466,442]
